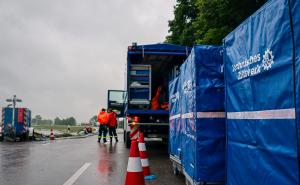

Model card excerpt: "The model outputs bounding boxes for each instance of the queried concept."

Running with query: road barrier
[138,132,156,180]
[50,129,55,140]
[125,139,145,185]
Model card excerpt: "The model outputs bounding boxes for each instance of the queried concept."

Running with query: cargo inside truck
[127,44,189,111]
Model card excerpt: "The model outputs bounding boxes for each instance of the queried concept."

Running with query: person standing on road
[97,108,109,143]
[107,108,118,142]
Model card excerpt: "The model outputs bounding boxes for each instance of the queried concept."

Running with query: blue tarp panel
[292,0,300,157]
[169,76,182,159]
[291,0,300,129]
[179,45,225,183]
[194,46,225,182]
[224,0,300,184]
[180,56,196,180]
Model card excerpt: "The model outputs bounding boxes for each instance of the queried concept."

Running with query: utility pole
[6,95,22,135]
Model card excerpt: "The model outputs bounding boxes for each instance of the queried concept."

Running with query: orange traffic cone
[125,139,145,185]
[138,132,156,180]
[50,129,55,140]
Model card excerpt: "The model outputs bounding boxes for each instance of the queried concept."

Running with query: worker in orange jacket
[97,108,109,143]
[107,108,118,142]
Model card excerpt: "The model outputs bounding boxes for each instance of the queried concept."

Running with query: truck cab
[108,43,190,148]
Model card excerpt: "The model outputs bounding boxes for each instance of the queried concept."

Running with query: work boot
[115,137,118,142]
[103,139,107,143]
[98,139,100,143]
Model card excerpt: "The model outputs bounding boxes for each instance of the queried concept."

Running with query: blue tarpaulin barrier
[224,0,300,184]
[169,45,225,183]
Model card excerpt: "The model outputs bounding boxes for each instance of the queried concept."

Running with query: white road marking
[63,163,91,185]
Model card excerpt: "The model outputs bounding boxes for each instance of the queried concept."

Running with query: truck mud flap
[170,154,183,175]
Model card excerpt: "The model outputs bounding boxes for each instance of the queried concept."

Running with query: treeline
[32,115,53,125]
[166,0,267,46]
[54,117,76,125]
[32,115,77,126]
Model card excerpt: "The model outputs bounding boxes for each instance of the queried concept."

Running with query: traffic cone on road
[50,129,55,140]
[138,132,156,180]
[125,139,145,185]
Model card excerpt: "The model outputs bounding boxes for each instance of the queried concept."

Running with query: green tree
[89,115,97,126]
[194,0,267,45]
[54,117,61,125]
[166,0,198,46]
[32,115,42,125]
[54,117,76,125]
[32,115,53,125]
[66,117,76,126]
[166,0,267,46]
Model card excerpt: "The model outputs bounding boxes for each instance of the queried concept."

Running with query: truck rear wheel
[172,164,179,176]
[162,137,168,143]
[185,177,192,185]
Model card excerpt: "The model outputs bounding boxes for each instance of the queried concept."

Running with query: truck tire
[185,177,191,185]
[123,130,126,142]
[125,131,131,148]
[162,137,168,143]
[25,131,29,141]
[172,164,179,176]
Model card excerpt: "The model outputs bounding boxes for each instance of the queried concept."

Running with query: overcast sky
[0,0,176,122]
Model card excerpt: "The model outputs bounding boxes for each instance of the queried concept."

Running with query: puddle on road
[96,142,119,176]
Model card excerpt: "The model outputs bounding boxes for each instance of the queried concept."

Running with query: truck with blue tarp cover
[107,43,191,148]
[224,0,300,184]
[1,107,32,141]
[169,45,225,185]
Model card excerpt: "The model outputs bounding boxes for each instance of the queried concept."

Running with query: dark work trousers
[98,124,108,142]
[109,126,118,142]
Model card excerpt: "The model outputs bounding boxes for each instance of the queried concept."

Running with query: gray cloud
[0,0,176,122]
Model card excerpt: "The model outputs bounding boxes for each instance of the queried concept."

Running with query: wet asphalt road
[0,134,185,185]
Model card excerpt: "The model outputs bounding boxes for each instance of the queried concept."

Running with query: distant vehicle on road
[1,107,34,141]
[108,43,190,148]
[81,123,93,134]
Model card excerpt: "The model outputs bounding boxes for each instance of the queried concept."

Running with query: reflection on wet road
[0,135,184,185]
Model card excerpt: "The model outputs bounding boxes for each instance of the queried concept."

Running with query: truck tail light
[134,116,140,123]
[132,116,140,126]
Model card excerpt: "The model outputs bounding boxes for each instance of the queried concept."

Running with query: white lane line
[63,163,91,185]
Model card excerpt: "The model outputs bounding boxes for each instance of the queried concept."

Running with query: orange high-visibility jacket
[97,111,109,125]
[151,87,161,110]
[108,112,118,127]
